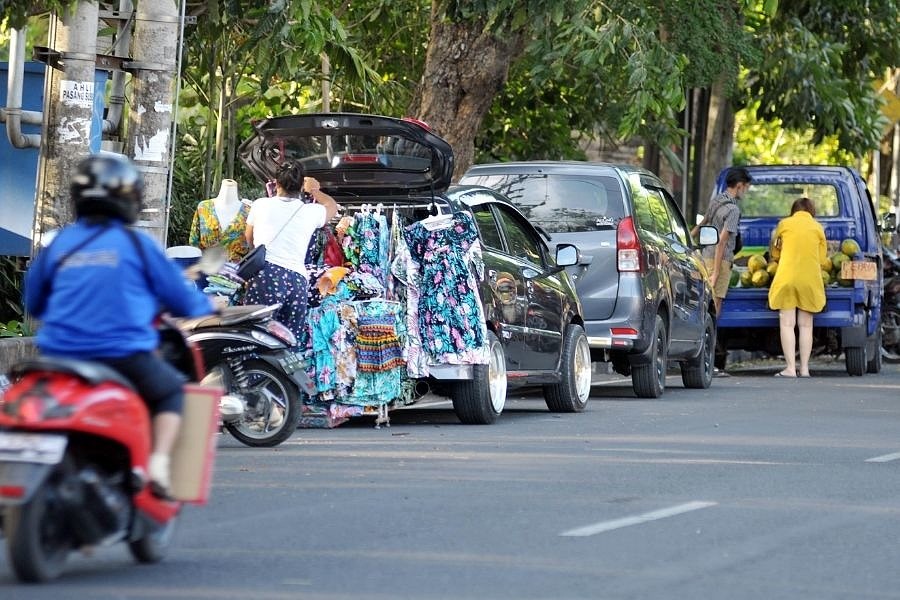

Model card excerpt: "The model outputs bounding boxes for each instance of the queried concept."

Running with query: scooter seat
[10,356,136,391]
[174,304,281,331]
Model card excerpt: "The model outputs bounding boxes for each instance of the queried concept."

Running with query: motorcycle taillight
[3,384,73,422]
[265,320,297,346]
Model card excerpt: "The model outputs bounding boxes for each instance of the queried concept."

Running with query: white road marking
[865,452,900,463]
[560,501,718,537]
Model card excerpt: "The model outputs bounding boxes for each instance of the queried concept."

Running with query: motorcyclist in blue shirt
[24,153,216,498]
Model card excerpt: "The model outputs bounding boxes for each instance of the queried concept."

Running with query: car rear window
[740,182,840,217]
[266,133,433,173]
[464,173,625,233]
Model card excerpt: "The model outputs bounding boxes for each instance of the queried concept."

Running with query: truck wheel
[632,314,667,398]
[544,324,591,412]
[845,347,866,376]
[866,329,882,374]
[451,331,506,424]
[680,313,715,389]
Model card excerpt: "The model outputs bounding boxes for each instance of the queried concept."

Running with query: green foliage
[0,0,78,30]
[733,100,856,166]
[0,256,27,330]
[744,0,900,156]
[478,0,750,165]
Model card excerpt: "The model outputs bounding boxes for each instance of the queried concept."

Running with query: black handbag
[236,244,266,280]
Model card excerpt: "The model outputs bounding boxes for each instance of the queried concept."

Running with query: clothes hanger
[420,208,453,231]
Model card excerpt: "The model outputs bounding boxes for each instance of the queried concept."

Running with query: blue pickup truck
[714,165,885,376]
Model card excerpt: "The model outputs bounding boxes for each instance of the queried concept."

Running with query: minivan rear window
[465,173,625,233]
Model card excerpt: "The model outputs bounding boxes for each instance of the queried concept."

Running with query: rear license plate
[0,432,67,464]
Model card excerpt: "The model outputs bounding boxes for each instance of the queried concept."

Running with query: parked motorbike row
[0,252,312,582]
[882,246,900,362]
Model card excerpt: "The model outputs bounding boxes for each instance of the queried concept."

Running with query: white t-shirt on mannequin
[214,179,241,228]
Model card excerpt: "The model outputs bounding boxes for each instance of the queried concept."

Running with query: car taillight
[265,320,297,347]
[617,216,642,272]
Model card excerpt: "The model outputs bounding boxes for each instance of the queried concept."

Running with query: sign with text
[840,260,877,280]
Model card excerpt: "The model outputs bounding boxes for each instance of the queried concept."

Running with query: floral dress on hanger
[399,211,489,370]
[189,199,250,262]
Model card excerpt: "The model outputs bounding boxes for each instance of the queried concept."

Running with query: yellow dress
[768,211,827,312]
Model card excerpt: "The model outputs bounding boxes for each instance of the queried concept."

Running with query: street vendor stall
[299,200,489,427]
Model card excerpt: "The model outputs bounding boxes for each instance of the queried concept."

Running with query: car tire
[680,313,715,389]
[845,346,866,376]
[451,331,506,424]
[632,314,667,398]
[544,324,591,412]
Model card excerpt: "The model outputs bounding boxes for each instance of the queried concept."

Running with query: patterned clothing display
[398,211,489,373]
[304,299,406,407]
[189,199,250,262]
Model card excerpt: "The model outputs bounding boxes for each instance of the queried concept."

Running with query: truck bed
[718,286,866,329]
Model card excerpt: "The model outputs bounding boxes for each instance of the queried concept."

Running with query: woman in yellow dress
[768,197,827,378]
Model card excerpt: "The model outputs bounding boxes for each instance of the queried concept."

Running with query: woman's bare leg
[779,308,797,376]
[797,309,814,376]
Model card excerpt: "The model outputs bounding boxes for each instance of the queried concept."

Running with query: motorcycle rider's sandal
[148,453,175,500]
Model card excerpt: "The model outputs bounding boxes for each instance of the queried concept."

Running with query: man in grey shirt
[693,166,752,316]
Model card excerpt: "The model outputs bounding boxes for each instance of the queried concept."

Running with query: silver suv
[461,161,718,397]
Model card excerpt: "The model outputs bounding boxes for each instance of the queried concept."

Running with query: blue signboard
[0,62,107,256]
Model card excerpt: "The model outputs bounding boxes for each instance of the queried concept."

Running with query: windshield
[740,182,840,217]
[463,173,626,233]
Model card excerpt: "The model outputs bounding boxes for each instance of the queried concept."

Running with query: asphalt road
[2,358,900,599]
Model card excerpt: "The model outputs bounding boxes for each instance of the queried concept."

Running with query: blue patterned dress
[401,212,488,366]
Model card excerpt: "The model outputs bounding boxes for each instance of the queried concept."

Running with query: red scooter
[0,319,212,582]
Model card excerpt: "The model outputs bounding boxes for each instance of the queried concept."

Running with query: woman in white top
[243,160,339,343]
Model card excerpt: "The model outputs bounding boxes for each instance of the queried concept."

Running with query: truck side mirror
[881,212,897,233]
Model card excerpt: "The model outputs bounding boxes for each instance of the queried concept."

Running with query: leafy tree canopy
[745,0,900,155]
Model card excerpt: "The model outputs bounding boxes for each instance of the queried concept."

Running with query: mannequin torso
[213,179,241,228]
[189,179,251,261]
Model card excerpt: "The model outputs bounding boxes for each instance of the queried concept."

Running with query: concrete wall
[0,336,37,373]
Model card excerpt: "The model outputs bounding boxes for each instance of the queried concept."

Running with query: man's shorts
[704,258,732,299]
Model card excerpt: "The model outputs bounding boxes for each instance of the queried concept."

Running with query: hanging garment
[400,211,489,369]
[342,300,406,406]
[189,199,250,262]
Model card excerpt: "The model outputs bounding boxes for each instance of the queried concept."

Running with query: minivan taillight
[617,216,642,272]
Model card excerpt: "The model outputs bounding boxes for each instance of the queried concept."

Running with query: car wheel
[680,313,715,389]
[632,314,667,398]
[544,324,591,412]
[451,331,506,424]
[845,346,866,376]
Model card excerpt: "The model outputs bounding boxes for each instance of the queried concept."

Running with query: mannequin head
[215,179,240,207]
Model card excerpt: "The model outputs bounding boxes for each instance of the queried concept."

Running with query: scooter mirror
[184,246,226,280]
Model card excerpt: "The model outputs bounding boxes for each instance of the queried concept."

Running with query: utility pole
[31,1,100,249]
[123,0,181,245]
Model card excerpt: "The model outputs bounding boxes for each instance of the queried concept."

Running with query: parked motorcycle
[0,320,207,582]
[176,304,314,447]
[881,246,900,362]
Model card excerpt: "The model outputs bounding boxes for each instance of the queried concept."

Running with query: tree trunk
[700,80,735,211]
[412,7,526,180]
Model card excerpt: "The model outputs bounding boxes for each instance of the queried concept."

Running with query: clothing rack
[330,199,451,223]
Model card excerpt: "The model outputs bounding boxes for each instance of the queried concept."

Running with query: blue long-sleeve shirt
[25,219,214,358]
